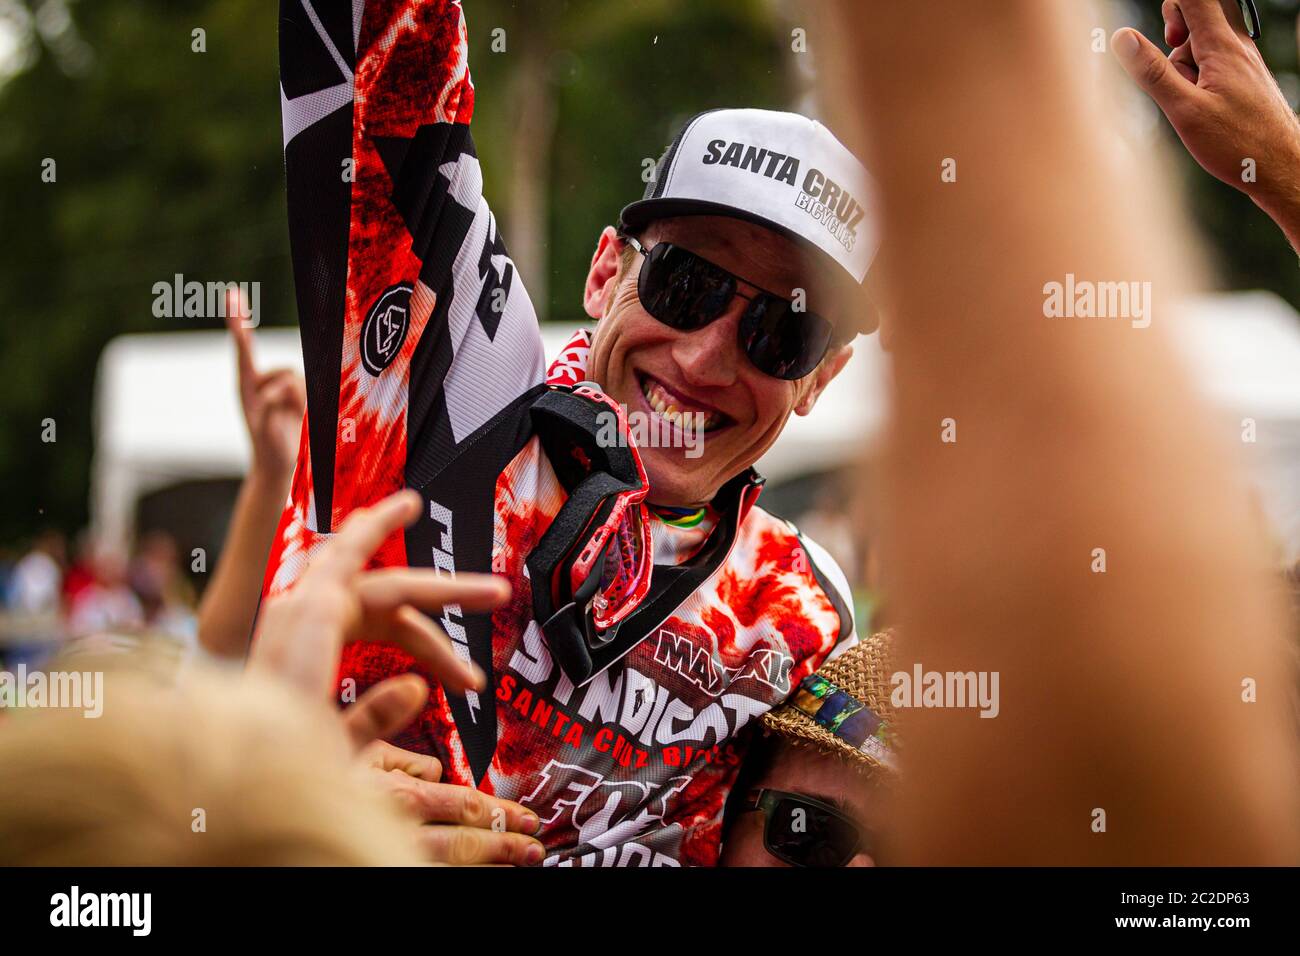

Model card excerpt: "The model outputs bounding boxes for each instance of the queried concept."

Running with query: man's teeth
[641,378,721,431]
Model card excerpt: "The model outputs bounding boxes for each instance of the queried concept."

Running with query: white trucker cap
[620,108,880,288]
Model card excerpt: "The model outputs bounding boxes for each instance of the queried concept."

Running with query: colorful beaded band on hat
[791,672,896,770]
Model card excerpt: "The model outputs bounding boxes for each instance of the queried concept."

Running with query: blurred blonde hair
[0,652,422,865]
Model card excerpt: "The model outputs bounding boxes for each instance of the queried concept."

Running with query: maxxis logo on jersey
[360,283,413,375]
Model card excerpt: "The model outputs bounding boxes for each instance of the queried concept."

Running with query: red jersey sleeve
[268,0,544,591]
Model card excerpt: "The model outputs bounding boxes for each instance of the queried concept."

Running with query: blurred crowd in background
[0,526,196,671]
[0,471,886,674]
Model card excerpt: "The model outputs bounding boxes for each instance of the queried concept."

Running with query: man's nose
[669,300,745,388]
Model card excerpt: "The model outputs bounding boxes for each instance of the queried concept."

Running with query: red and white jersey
[269,0,855,866]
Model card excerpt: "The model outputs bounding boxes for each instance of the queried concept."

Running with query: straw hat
[761,629,898,775]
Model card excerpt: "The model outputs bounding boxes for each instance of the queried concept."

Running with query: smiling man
[585,209,857,504]
[264,0,877,867]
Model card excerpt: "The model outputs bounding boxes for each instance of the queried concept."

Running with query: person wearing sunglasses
[265,1,878,867]
[580,106,879,509]
[721,630,897,868]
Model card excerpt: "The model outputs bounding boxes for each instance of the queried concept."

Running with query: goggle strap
[571,469,765,686]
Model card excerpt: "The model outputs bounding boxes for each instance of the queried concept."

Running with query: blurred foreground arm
[1113,1,1300,253]
[832,0,1300,863]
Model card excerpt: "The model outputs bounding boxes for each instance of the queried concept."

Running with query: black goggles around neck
[743,787,868,867]
[623,235,839,381]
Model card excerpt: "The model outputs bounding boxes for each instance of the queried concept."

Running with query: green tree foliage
[0,0,290,542]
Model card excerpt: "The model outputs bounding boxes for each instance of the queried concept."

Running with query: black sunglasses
[623,235,838,381]
[742,787,867,867]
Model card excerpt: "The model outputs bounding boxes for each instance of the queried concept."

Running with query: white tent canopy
[91,295,1300,557]
[1170,291,1300,558]
[93,329,306,551]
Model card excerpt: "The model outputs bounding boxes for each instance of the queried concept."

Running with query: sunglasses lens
[739,296,833,380]
[639,244,736,330]
[634,240,836,380]
[766,796,858,867]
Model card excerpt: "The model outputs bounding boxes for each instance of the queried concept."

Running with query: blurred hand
[249,491,526,863]
[357,738,546,866]
[226,291,307,478]
[249,490,509,707]
[1111,1,1300,216]
[329,620,546,867]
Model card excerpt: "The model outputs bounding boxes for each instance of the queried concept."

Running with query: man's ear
[584,225,623,320]
[795,343,853,416]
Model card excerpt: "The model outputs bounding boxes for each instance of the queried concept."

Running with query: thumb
[1111,27,1198,118]
[342,673,429,749]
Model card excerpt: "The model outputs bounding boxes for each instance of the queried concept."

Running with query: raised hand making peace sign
[225,290,306,477]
